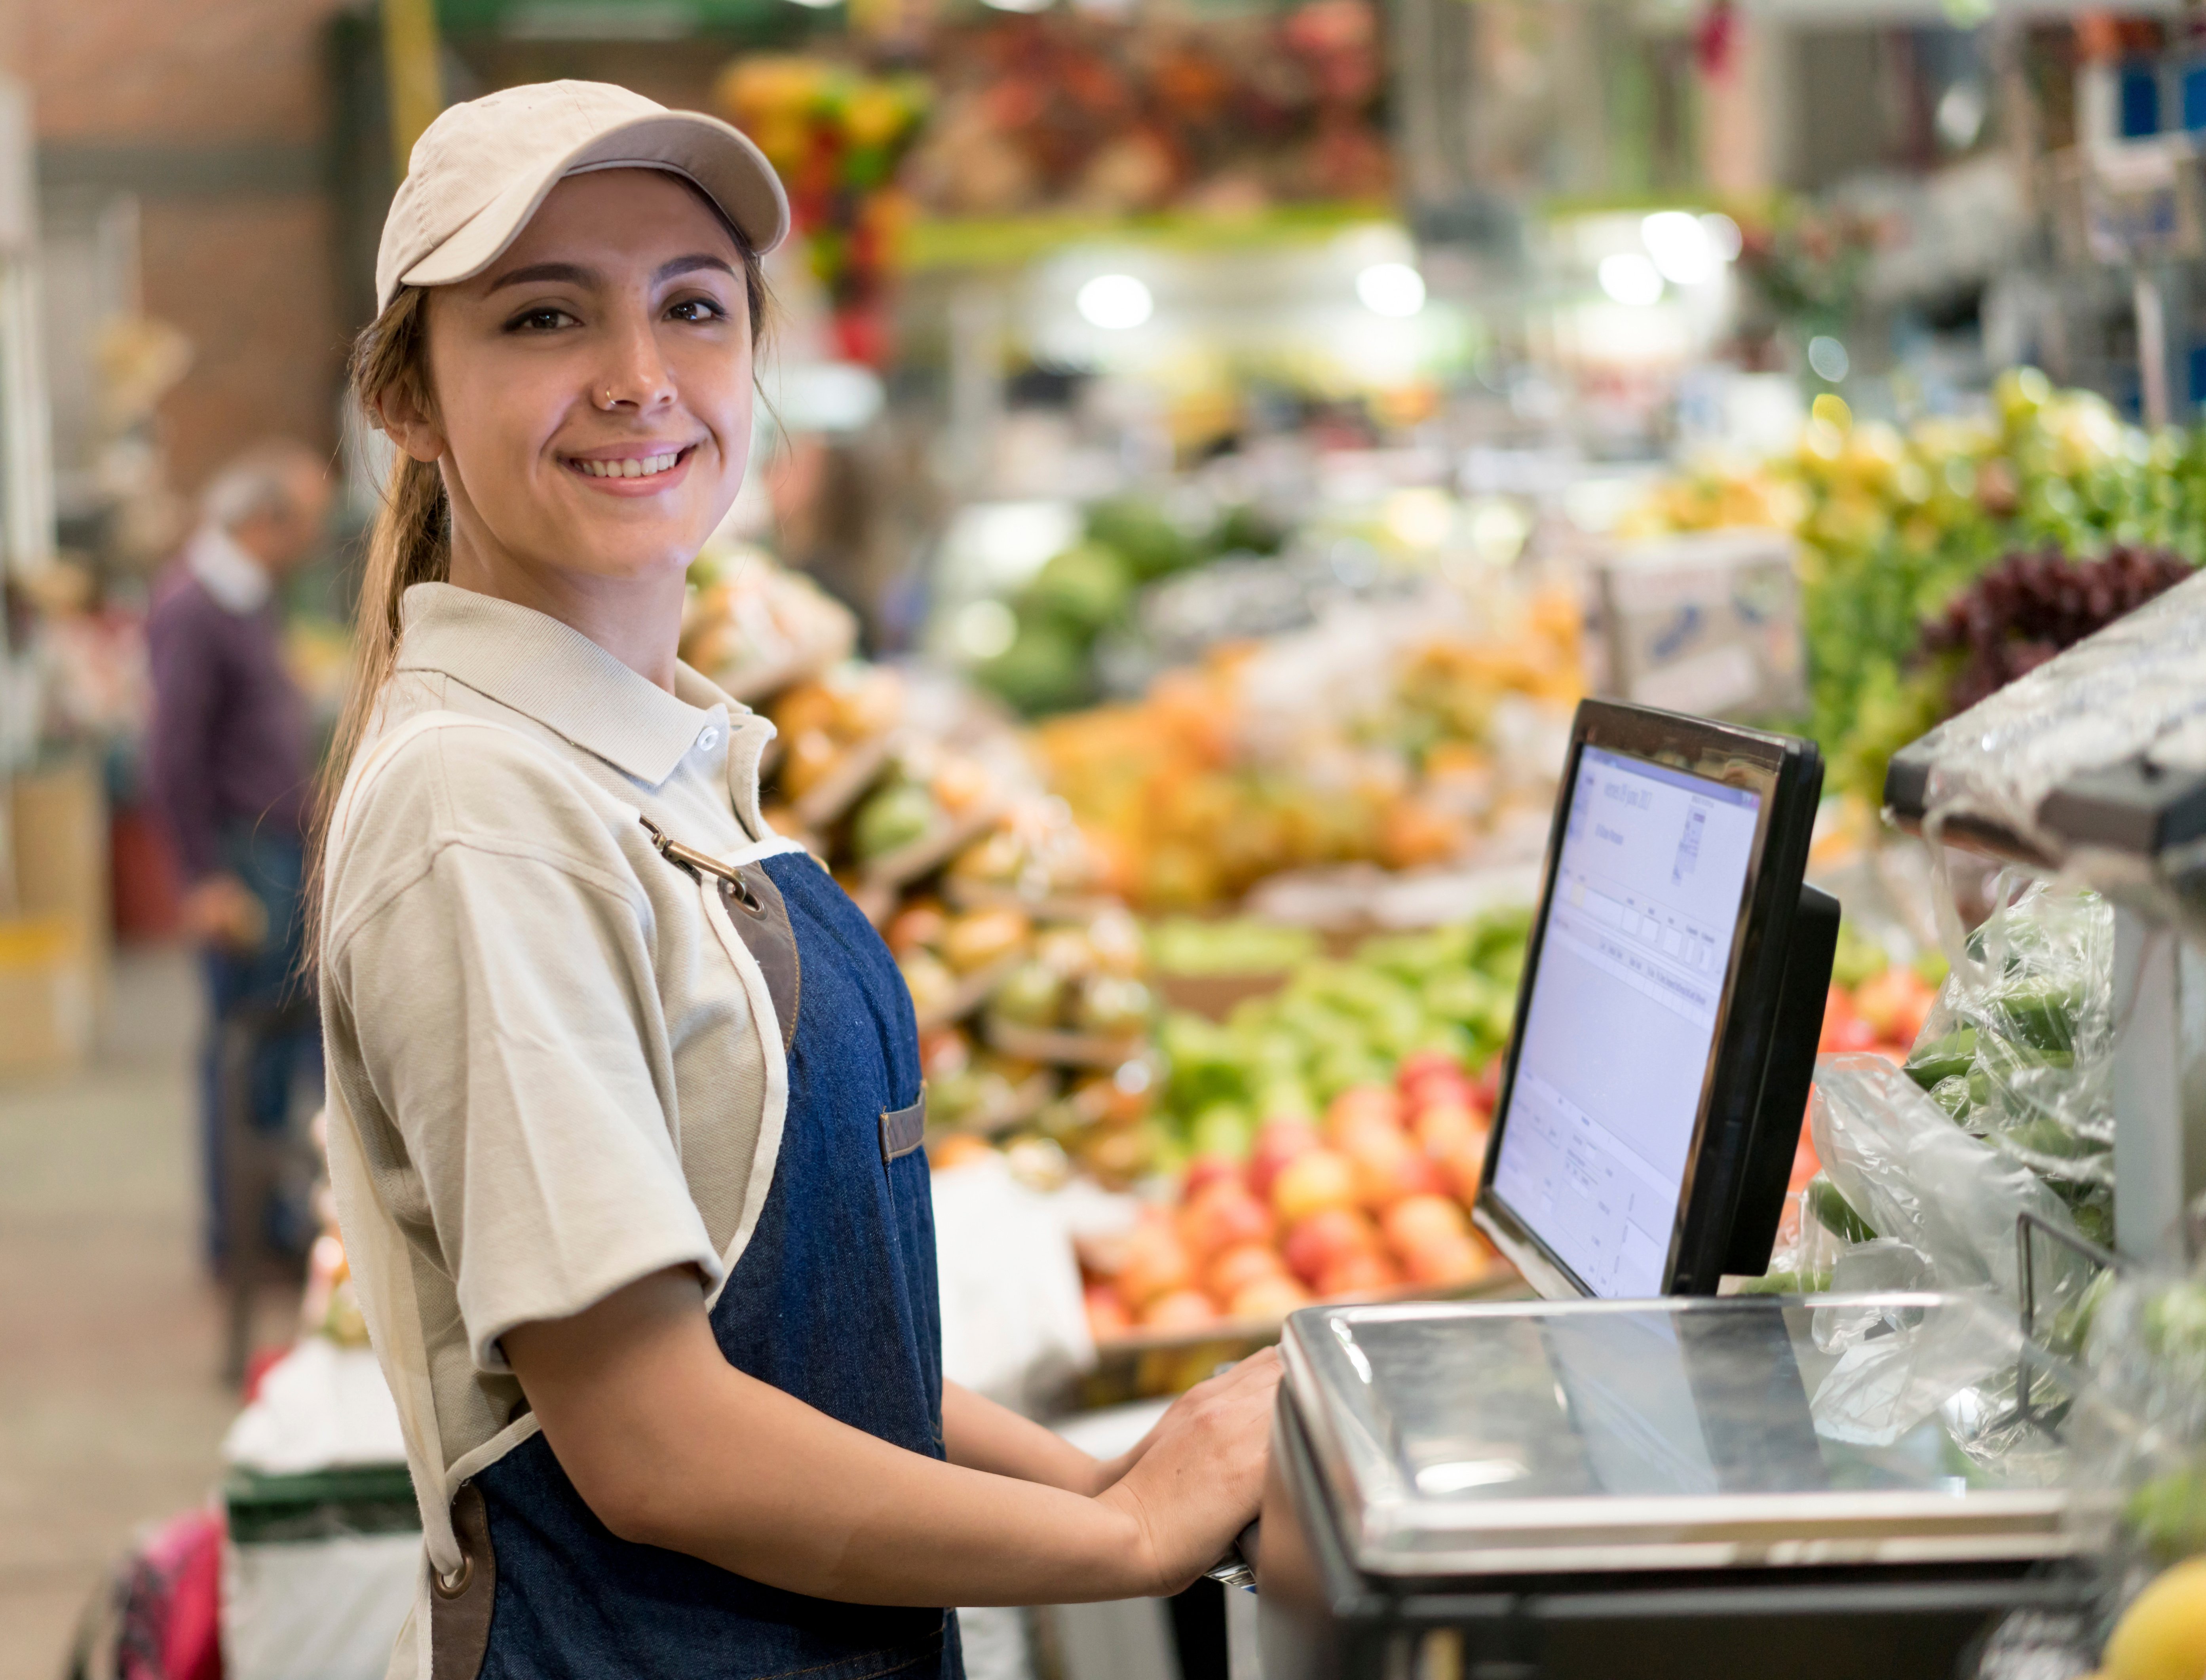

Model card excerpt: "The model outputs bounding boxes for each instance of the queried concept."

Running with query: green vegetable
[2125,1461,2206,1560]
[2145,1282,2206,1362]
[992,962,1064,1028]
[1998,983,2084,1055]
[1808,1173,1877,1243]
[1189,1103,1254,1160]
[1830,922,1891,989]
[853,783,936,860]
[1904,1028,1977,1090]
[1023,542,1131,631]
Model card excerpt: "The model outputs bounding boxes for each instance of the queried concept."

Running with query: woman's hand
[504,1267,1279,1606]
[1096,1349,1282,1595]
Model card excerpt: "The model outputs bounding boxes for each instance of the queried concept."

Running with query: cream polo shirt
[319,582,789,1507]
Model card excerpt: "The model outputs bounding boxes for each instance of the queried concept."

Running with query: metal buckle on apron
[639,816,766,914]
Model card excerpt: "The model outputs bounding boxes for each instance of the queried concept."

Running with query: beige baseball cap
[374,80,790,313]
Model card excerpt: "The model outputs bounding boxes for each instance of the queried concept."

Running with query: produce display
[1078,1047,1505,1341]
[1034,589,1581,908]
[975,496,1284,718]
[680,547,861,704]
[714,57,931,365]
[900,1,1391,222]
[1784,881,2113,1290]
[1623,372,2206,801]
[1918,542,2196,716]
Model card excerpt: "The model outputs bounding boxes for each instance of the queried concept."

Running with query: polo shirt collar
[396,583,750,789]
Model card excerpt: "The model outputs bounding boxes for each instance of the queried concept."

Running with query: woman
[317,82,1278,1680]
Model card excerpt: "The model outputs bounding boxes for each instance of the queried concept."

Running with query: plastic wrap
[1901,874,2117,1247]
[1899,568,2206,859]
[1809,1051,2088,1302]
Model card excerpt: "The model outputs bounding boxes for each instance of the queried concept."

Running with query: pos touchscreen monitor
[1473,701,1835,1299]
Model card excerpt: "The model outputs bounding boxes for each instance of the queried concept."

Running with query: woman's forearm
[642,1368,1163,1604]
[941,1379,1114,1495]
[507,1271,1167,1606]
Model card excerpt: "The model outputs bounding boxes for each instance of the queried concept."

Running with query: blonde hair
[305,211,768,975]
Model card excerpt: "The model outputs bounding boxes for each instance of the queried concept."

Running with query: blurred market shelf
[904,201,1397,272]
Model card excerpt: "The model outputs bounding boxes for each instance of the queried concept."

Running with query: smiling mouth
[566,447,694,481]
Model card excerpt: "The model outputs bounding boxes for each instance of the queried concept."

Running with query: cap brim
[398,110,790,296]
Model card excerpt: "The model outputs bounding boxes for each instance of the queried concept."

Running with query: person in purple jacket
[146,439,332,1264]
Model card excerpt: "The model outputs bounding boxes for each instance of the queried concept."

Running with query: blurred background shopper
[146,439,333,1264]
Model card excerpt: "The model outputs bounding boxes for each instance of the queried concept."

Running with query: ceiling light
[1355,261,1427,318]
[1075,274,1153,331]
[1597,252,1663,308]
[1640,211,1717,285]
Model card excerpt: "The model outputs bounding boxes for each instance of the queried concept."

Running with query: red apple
[1405,1076,1478,1119]
[1248,1120,1321,1201]
[1344,1126,1446,1209]
[1412,1100,1481,1159]
[1227,1275,1312,1322]
[1283,1207,1379,1286]
[1381,1193,1469,1258]
[1207,1241,1288,1304]
[1818,985,1858,1053]
[1438,1136,1489,1205]
[1117,1221,1193,1308]
[1316,1249,1402,1298]
[1400,1235,1491,1287]
[1397,1049,1467,1088]
[1141,1289,1221,1332]
[1272,1148,1359,1223]
[1181,1154,1246,1201]
[1084,1283,1131,1342]
[1469,1054,1504,1114]
[1178,1180,1275,1258]
[1325,1085,1404,1144]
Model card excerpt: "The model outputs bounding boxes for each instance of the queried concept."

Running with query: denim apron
[325,711,958,1680]
[463,844,959,1680]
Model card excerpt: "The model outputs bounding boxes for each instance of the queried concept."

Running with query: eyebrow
[485,253,738,294]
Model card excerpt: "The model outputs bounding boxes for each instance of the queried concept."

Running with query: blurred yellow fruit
[2105,1557,2206,1680]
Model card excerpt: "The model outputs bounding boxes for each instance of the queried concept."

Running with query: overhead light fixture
[1355,261,1427,319]
[1075,273,1153,331]
[1700,211,1743,263]
[1597,252,1663,308]
[1640,211,1718,286]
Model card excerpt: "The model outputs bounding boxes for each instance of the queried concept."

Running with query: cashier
[314,82,1278,1680]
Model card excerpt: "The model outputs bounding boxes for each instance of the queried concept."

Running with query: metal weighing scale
[1243,702,2111,1679]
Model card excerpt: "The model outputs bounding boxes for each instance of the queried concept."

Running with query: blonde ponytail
[303,285,445,973]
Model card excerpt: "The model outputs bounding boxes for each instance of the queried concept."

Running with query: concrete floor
[0,947,285,1680]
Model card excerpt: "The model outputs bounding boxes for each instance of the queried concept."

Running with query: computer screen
[1489,746,1763,1298]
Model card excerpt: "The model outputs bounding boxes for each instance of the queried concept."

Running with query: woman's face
[405,168,754,590]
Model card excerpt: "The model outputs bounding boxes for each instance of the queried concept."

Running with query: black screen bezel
[1473,699,1822,1298]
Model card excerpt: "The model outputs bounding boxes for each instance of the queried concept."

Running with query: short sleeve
[327,741,722,1374]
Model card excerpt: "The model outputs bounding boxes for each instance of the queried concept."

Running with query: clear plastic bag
[1809,1051,2087,1304]
[1901,873,2117,1249]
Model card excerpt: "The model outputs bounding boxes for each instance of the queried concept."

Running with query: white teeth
[577,452,681,479]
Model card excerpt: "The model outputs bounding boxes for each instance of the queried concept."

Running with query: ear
[374,380,447,466]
